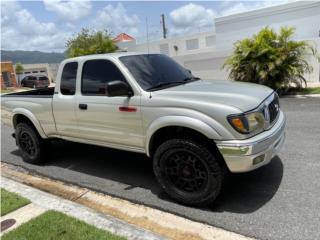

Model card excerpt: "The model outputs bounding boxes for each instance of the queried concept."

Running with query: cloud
[43,0,92,22]
[1,1,69,51]
[169,3,216,35]
[92,3,140,36]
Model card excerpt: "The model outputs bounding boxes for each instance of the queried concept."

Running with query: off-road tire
[153,139,223,206]
[15,122,49,164]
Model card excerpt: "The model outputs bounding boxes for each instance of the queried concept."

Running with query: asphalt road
[1,97,320,240]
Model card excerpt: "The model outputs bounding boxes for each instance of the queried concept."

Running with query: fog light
[253,154,265,165]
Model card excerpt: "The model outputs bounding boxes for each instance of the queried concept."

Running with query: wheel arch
[146,116,222,157]
[12,109,47,139]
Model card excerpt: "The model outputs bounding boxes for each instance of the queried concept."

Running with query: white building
[125,1,320,83]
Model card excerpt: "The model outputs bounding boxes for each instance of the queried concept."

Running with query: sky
[1,0,292,52]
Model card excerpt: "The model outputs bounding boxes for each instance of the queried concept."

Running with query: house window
[160,44,169,55]
[205,35,216,47]
[186,39,199,50]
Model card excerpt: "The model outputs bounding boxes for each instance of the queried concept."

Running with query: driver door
[75,59,144,149]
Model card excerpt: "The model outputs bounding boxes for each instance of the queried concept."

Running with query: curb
[1,177,165,240]
[281,94,320,98]
[1,163,253,240]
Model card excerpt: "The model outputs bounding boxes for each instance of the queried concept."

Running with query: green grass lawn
[2,210,127,240]
[1,188,31,216]
[299,87,320,94]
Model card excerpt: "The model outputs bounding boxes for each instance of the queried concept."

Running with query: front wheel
[15,122,49,164]
[153,139,223,206]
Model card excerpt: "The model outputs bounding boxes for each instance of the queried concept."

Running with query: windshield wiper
[147,77,200,91]
[182,76,200,82]
[147,81,185,91]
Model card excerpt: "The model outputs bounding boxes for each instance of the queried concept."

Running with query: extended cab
[1,53,285,206]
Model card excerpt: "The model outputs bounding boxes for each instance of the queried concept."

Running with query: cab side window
[81,60,126,95]
[61,62,78,95]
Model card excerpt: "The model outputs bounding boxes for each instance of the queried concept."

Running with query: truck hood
[152,80,273,112]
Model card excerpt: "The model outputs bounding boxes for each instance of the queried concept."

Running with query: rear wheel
[15,122,49,164]
[153,139,223,206]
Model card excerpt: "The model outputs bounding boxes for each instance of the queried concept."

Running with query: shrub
[223,27,317,90]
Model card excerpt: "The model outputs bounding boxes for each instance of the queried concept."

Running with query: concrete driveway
[1,97,320,240]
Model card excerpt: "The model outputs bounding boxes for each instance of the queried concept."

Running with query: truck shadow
[11,139,283,214]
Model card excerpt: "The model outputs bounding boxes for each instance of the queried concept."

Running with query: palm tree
[223,27,317,90]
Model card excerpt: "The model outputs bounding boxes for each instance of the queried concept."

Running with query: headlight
[228,111,265,134]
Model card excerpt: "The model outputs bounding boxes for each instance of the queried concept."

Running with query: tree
[66,28,118,58]
[15,62,24,86]
[223,27,317,90]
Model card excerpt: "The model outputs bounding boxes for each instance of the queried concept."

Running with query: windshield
[119,54,198,91]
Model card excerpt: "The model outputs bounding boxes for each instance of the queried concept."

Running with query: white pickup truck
[1,53,285,206]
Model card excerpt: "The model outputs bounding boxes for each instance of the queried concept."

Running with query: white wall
[128,31,216,57]
[125,1,320,83]
[214,1,320,83]
[215,1,320,50]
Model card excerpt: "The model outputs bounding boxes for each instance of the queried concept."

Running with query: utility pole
[161,14,167,39]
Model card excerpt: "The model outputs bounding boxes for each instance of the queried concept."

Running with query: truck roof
[64,52,152,62]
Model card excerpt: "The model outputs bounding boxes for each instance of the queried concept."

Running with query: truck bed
[2,87,55,97]
[1,87,57,136]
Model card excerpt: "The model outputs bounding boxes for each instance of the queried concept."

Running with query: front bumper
[216,111,286,173]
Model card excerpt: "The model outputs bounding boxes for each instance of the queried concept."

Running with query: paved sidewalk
[1,164,253,240]
[1,177,166,240]
[1,203,45,236]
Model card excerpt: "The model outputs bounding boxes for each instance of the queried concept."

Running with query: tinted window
[119,54,195,91]
[81,60,126,95]
[28,76,37,81]
[61,62,78,95]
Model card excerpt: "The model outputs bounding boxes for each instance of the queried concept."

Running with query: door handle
[79,104,88,110]
[119,106,137,112]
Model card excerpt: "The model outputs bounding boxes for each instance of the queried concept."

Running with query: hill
[1,50,66,64]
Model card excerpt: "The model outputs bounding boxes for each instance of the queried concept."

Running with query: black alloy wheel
[15,122,49,164]
[164,151,209,193]
[18,130,37,158]
[153,139,223,206]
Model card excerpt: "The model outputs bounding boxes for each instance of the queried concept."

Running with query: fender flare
[145,116,222,156]
[12,108,48,139]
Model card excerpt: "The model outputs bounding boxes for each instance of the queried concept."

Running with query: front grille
[268,94,280,124]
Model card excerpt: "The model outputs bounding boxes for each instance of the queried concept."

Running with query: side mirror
[106,80,133,97]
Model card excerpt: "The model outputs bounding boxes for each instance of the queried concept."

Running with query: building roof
[215,1,319,25]
[113,33,135,42]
